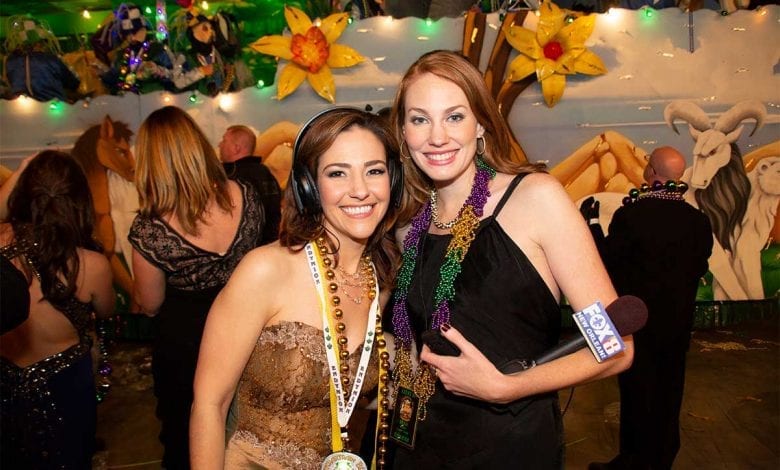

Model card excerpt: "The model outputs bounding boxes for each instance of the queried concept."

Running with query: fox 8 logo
[588,312,622,355]
[588,313,607,331]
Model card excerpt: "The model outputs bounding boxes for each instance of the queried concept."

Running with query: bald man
[219,125,281,244]
[585,146,713,470]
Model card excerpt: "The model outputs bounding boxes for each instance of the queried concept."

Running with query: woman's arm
[528,175,632,383]
[424,325,633,404]
[190,247,279,469]
[421,173,633,403]
[131,248,166,316]
[83,250,115,318]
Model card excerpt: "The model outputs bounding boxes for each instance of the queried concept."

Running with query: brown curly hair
[7,150,101,305]
[279,107,401,291]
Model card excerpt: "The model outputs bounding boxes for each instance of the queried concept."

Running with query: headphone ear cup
[290,165,305,214]
[291,163,321,214]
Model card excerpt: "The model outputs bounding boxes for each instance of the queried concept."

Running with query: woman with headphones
[190,107,402,470]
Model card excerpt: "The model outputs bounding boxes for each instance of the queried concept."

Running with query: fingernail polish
[440,323,451,332]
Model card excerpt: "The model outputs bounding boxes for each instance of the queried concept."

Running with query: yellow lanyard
[306,242,388,468]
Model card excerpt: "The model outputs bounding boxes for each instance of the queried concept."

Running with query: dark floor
[93,317,780,469]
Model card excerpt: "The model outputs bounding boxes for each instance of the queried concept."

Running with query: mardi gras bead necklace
[307,239,391,469]
[391,159,495,421]
[622,179,688,205]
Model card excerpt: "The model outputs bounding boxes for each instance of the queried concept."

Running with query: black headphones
[290,106,404,215]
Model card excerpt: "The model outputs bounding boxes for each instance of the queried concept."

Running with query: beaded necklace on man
[391,159,495,426]
[622,179,688,205]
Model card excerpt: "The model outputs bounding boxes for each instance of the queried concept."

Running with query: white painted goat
[663,100,769,300]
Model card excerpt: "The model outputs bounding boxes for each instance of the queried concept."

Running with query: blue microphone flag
[572,301,626,363]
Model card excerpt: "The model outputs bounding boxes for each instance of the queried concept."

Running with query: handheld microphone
[535,295,647,366]
[499,296,647,373]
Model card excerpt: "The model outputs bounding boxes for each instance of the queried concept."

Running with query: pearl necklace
[429,167,485,230]
[429,189,459,229]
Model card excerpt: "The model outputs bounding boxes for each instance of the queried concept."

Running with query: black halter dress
[392,173,565,469]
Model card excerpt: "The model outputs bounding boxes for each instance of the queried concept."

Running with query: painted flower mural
[250,5,364,103]
[504,0,606,107]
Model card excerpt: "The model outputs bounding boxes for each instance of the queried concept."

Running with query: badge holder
[389,386,420,449]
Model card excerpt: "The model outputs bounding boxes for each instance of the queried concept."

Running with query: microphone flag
[572,301,626,363]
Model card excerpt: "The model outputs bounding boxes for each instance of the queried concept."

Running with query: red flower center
[543,41,564,61]
[290,26,330,74]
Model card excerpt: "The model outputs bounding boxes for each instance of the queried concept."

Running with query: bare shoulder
[229,243,305,292]
[227,178,242,193]
[79,248,111,274]
[499,172,569,216]
[513,172,566,199]
[217,243,308,324]
[496,171,581,245]
[77,248,114,314]
[227,179,244,207]
[78,249,112,292]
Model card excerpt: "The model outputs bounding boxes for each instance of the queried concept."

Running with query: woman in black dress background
[128,106,265,469]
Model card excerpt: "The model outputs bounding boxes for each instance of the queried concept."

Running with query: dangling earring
[476,136,486,157]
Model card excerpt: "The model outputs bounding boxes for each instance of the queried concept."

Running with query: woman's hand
[420,324,514,404]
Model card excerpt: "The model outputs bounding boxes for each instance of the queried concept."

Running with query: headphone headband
[290,106,403,215]
[292,106,360,158]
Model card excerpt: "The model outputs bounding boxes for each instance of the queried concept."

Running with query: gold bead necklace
[314,237,388,466]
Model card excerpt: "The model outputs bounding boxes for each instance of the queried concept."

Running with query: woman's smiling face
[402,73,484,186]
[317,125,391,245]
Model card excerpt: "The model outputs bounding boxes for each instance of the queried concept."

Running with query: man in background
[584,146,713,470]
[219,125,281,244]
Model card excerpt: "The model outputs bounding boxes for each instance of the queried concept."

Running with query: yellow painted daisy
[250,5,364,103]
[504,1,606,107]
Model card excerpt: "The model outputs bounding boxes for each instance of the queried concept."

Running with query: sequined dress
[1,237,97,469]
[224,321,379,470]
[127,180,264,470]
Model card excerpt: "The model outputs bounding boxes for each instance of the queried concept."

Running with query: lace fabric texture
[127,180,264,291]
[226,321,379,470]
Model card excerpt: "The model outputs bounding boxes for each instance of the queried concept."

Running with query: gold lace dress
[225,321,379,470]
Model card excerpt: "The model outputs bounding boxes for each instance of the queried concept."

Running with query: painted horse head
[72,115,135,181]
